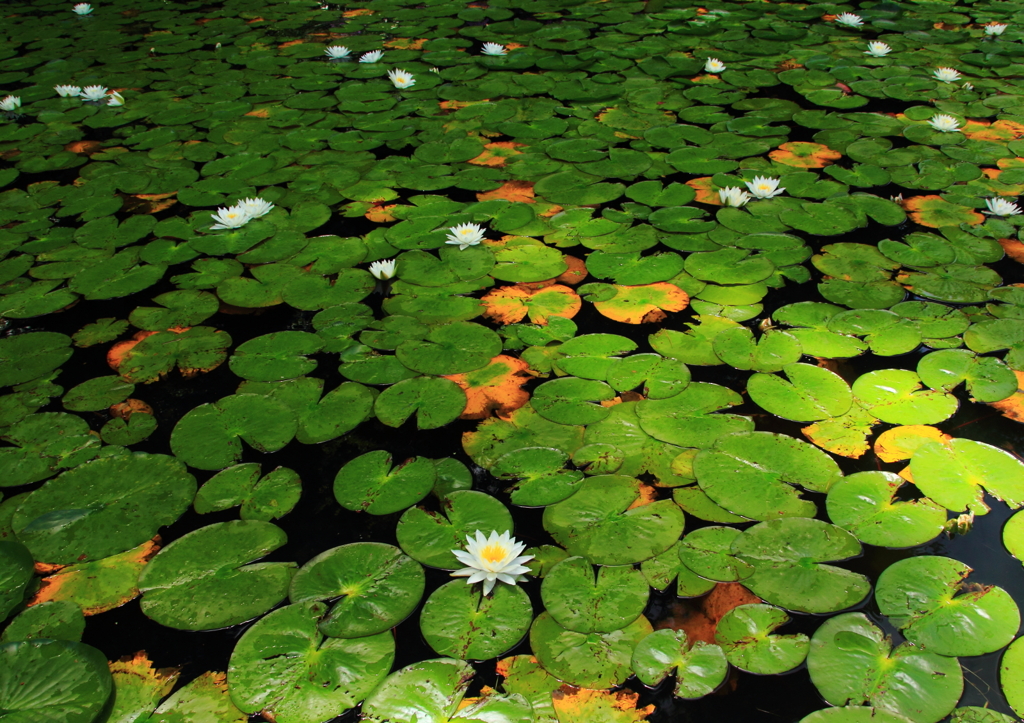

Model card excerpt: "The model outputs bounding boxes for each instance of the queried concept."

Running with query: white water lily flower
[928,114,961,133]
[864,41,891,57]
[985,197,1022,216]
[387,69,415,89]
[481,42,507,56]
[450,530,534,596]
[368,259,397,280]
[986,23,1008,36]
[719,186,751,207]
[73,3,93,14]
[0,96,21,112]
[835,13,863,27]
[359,50,383,63]
[963,82,974,90]
[446,222,486,250]
[54,85,82,97]
[209,204,251,230]
[704,58,726,73]
[80,85,109,102]
[933,67,961,83]
[237,197,274,219]
[107,91,124,107]
[745,176,785,199]
[324,45,350,59]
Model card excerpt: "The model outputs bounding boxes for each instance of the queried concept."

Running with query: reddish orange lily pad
[988,370,1024,423]
[593,283,689,324]
[686,177,720,204]
[342,8,374,16]
[481,284,581,325]
[903,195,985,227]
[384,38,427,50]
[551,687,655,723]
[365,204,398,223]
[769,142,841,168]
[109,652,180,710]
[476,180,535,203]
[110,398,154,419]
[962,119,1024,142]
[443,355,533,420]
[874,425,953,463]
[468,142,528,167]
[999,238,1024,263]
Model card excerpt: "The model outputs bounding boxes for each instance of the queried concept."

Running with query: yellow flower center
[480,544,508,564]
[758,183,771,190]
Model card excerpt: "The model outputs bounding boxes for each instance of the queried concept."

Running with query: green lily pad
[530,611,652,689]
[694,431,842,521]
[876,555,1019,657]
[395,322,500,376]
[229,331,324,382]
[732,518,871,613]
[0,412,101,487]
[541,556,648,633]
[0,600,85,643]
[677,526,753,582]
[605,353,691,399]
[491,447,583,507]
[0,332,73,388]
[333,450,436,515]
[826,471,946,548]
[712,327,802,372]
[807,612,963,723]
[138,520,295,631]
[917,349,1017,403]
[543,475,684,565]
[491,240,567,282]
[748,363,853,422]
[909,438,1024,514]
[640,541,718,597]
[636,382,753,448]
[0,639,113,723]
[421,580,533,660]
[631,630,728,699]
[289,542,424,639]
[228,601,395,723]
[170,394,297,471]
[12,452,195,565]
[194,464,301,521]
[397,490,513,569]
[714,603,809,675]
[852,369,958,425]
[0,541,33,622]
[532,377,615,425]
[799,708,916,723]
[62,376,134,412]
[374,375,466,430]
[1001,636,1024,718]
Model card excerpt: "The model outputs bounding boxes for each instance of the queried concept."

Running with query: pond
[2,0,1024,722]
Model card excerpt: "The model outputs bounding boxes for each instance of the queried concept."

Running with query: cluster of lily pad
[3,0,1024,722]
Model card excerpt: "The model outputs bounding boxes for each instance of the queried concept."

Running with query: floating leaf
[481,284,581,325]
[589,282,689,324]
[333,450,435,516]
[420,580,533,659]
[748,363,853,422]
[714,603,809,675]
[541,556,648,633]
[397,490,513,569]
[531,611,652,689]
[852,369,958,425]
[444,355,533,420]
[909,438,1024,514]
[826,472,945,548]
[631,630,728,699]
[0,639,113,723]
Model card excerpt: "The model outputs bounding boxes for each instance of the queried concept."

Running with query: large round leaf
[542,476,684,565]
[395,322,501,375]
[677,526,753,582]
[635,383,753,448]
[420,580,532,660]
[826,471,945,548]
[397,490,513,569]
[875,556,1019,657]
[714,603,809,675]
[631,630,728,699]
[731,518,871,613]
[852,369,958,425]
[531,377,615,425]
[530,611,652,689]
[333,450,436,515]
[228,601,395,723]
[693,431,842,521]
[0,542,33,623]
[138,520,295,631]
[490,447,584,507]
[540,556,648,633]
[374,376,467,430]
[229,331,324,382]
[909,438,1024,514]
[807,612,962,723]
[289,542,424,638]
[0,332,73,388]
[747,363,852,422]
[1002,636,1024,718]
[0,639,113,723]
[12,453,196,565]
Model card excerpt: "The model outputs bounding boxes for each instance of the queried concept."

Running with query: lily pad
[714,603,809,675]
[333,450,436,516]
[747,363,853,422]
[826,471,946,548]
[631,630,728,699]
[530,611,652,689]
[876,555,1019,657]
[138,520,296,631]
[852,369,958,425]
[909,438,1024,514]
[228,601,395,723]
[420,580,533,660]
[0,639,113,723]
[541,556,648,633]
[397,490,513,569]
[289,542,424,639]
